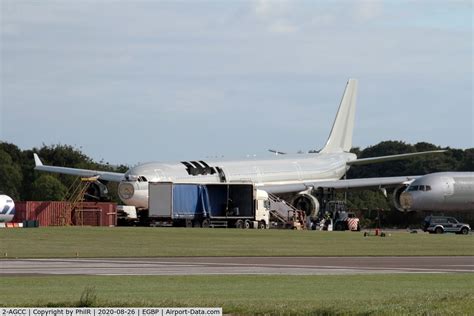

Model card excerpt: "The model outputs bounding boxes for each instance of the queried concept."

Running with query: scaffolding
[59,176,99,226]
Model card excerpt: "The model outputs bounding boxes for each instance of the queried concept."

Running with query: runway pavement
[1,256,473,276]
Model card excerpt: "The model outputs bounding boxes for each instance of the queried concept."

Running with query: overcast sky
[1,0,472,165]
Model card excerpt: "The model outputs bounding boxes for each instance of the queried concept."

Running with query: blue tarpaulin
[172,184,207,218]
[171,183,253,218]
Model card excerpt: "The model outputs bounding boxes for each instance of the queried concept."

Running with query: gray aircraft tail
[320,79,358,153]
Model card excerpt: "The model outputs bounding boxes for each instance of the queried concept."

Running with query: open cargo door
[205,183,254,217]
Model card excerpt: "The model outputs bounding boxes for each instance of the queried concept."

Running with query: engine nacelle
[292,193,320,217]
[85,181,110,201]
[392,184,409,212]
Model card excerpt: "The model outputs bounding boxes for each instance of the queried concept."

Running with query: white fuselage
[400,172,474,211]
[118,152,357,208]
[0,195,15,223]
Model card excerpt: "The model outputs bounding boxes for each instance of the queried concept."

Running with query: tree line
[345,141,473,212]
[0,143,128,201]
[0,141,472,206]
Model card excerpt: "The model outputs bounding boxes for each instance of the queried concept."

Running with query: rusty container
[73,202,117,226]
[13,201,117,226]
[13,201,71,226]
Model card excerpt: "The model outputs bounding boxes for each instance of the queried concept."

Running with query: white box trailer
[148,182,270,228]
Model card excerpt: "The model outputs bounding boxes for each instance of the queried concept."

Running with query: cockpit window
[408,186,418,191]
[138,176,148,182]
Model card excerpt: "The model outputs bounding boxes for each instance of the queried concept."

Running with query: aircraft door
[253,166,262,183]
[292,162,302,180]
[441,177,454,197]
[153,169,166,181]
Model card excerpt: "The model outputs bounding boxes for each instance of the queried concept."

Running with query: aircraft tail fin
[320,79,358,153]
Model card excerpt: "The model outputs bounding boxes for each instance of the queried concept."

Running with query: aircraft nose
[399,191,413,210]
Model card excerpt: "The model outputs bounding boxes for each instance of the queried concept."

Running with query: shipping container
[13,201,117,226]
[73,202,117,226]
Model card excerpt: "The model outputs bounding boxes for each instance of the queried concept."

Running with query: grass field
[0,227,474,258]
[1,227,473,315]
[1,274,473,315]
[0,227,473,258]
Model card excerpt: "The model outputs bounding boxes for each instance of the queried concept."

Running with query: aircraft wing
[34,154,125,182]
[261,176,419,195]
[347,150,446,165]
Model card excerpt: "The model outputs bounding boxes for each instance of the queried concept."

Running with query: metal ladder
[267,193,307,229]
[267,193,294,223]
[59,176,99,225]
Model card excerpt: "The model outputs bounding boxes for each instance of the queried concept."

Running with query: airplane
[399,172,474,212]
[0,194,16,223]
[33,79,446,216]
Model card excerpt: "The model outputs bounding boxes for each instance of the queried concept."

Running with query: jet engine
[292,193,320,217]
[392,184,409,212]
[85,181,110,201]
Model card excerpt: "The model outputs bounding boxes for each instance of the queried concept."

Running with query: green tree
[348,141,416,178]
[0,142,22,163]
[458,148,474,171]
[0,149,23,199]
[30,175,67,201]
[345,190,391,211]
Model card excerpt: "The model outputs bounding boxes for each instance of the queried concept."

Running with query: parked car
[423,216,471,235]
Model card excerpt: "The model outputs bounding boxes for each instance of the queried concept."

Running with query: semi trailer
[148,182,270,228]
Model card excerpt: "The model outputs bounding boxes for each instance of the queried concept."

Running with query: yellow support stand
[59,176,99,226]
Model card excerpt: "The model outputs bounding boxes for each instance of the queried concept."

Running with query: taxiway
[1,256,473,276]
